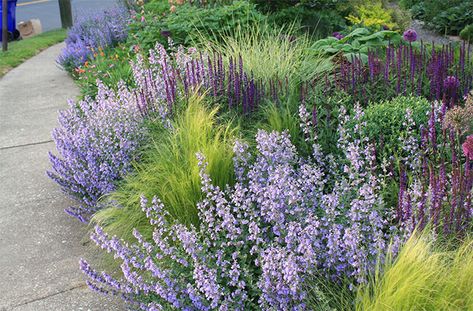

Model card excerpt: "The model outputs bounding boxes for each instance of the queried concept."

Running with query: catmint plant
[80,105,399,309]
[58,6,130,71]
[48,81,147,222]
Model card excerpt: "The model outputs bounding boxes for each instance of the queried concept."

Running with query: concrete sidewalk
[0,43,122,310]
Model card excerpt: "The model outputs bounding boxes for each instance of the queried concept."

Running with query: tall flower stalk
[332,42,473,106]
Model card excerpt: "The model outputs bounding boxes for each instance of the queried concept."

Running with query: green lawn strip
[0,29,67,77]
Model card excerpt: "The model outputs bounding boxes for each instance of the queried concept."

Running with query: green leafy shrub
[93,94,237,240]
[357,96,431,159]
[128,0,265,51]
[268,6,347,37]
[310,27,402,63]
[410,2,426,19]
[251,0,346,12]
[460,24,473,42]
[357,231,473,310]
[430,2,473,35]
[403,0,473,36]
[399,0,423,9]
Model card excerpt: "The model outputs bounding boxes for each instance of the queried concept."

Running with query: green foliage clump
[250,0,346,12]
[402,0,473,36]
[128,0,265,51]
[460,24,473,43]
[93,95,237,240]
[311,27,402,63]
[430,1,473,36]
[268,6,347,37]
[357,231,473,310]
[359,96,431,159]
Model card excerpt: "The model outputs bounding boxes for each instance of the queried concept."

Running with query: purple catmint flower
[80,106,401,309]
[403,29,417,42]
[57,6,129,70]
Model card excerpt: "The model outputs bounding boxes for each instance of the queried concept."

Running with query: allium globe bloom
[443,76,460,91]
[333,32,344,40]
[462,135,473,160]
[403,29,417,42]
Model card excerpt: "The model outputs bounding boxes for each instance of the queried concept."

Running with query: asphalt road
[15,0,121,32]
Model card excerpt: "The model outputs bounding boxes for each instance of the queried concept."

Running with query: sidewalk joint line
[0,140,53,151]
[9,284,87,309]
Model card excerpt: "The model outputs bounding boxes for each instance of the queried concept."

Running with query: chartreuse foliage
[357,231,473,310]
[93,94,237,239]
[201,23,333,86]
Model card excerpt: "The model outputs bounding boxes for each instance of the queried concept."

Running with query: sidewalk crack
[8,284,87,310]
[0,140,53,151]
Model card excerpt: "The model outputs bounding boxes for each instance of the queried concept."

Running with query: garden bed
[47,1,473,310]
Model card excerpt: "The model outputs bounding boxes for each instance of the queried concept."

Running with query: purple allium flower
[462,135,473,160]
[333,32,344,40]
[403,29,418,42]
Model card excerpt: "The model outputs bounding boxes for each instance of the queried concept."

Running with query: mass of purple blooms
[137,43,288,115]
[48,81,147,222]
[332,41,473,105]
[79,103,401,309]
[57,6,130,71]
[397,103,473,235]
[49,43,291,222]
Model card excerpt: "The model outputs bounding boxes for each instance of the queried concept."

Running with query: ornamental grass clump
[357,231,473,310]
[200,23,333,86]
[58,6,130,72]
[93,95,237,240]
[81,103,400,309]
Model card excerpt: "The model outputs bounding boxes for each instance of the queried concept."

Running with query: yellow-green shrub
[346,1,396,30]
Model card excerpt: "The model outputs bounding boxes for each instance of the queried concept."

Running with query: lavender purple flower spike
[80,104,400,309]
[334,40,473,105]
